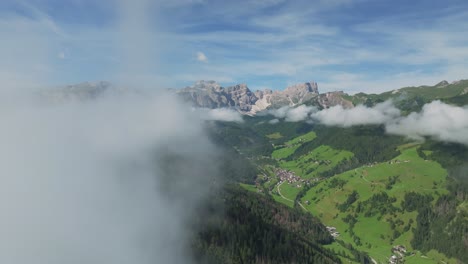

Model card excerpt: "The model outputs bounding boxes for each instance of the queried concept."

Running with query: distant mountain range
[177,79,468,114]
[42,79,468,113]
[175,80,354,114]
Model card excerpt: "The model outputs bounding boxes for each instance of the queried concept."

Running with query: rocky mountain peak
[190,80,222,91]
[177,80,326,114]
[317,91,353,109]
[226,83,250,92]
[435,80,449,87]
[284,82,319,95]
[177,81,256,112]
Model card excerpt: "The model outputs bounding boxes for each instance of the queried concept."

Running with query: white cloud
[269,118,280,124]
[265,99,468,146]
[196,51,208,62]
[311,100,401,127]
[267,106,291,119]
[386,101,468,145]
[0,1,223,263]
[286,105,317,122]
[267,105,317,122]
[0,91,221,264]
[196,108,244,122]
[171,3,468,93]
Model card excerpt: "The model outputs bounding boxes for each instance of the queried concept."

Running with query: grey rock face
[225,84,258,111]
[176,80,258,112]
[177,80,322,114]
[317,91,353,109]
[281,81,319,104]
[250,82,319,113]
[284,82,319,98]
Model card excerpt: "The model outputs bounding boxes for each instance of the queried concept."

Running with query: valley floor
[240,132,460,264]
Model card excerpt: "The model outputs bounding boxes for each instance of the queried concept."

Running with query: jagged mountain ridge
[176,80,258,112]
[39,79,349,114]
[176,80,349,114]
[177,79,468,113]
[41,78,468,114]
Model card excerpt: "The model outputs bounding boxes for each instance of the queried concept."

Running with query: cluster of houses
[325,226,340,238]
[276,169,302,185]
[389,245,407,264]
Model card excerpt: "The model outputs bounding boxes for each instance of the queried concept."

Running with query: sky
[1,0,468,93]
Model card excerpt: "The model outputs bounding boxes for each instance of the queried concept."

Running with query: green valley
[236,124,466,263]
[201,79,468,264]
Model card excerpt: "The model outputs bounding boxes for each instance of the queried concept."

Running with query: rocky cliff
[176,80,258,112]
[317,91,354,109]
[177,80,323,114]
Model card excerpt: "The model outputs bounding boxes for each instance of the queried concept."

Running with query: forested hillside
[191,186,371,264]
[411,142,468,261]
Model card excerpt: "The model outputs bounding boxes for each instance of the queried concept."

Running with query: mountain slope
[176,78,468,117]
[350,79,468,112]
[227,123,467,263]
[192,185,370,264]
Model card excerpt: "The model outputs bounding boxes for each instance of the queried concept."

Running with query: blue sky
[0,0,467,93]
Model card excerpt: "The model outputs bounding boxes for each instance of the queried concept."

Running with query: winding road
[277,181,308,211]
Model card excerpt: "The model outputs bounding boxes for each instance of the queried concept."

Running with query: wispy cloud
[1,0,468,92]
[167,0,468,92]
[57,51,66,59]
[0,89,223,264]
[0,1,227,263]
[196,51,208,62]
[195,108,244,122]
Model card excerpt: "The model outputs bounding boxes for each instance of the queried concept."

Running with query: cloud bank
[0,91,220,264]
[266,100,468,146]
[268,105,317,122]
[196,108,244,122]
[386,101,468,145]
[311,100,401,127]
[0,1,226,263]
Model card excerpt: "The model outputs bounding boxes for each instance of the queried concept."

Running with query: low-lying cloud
[265,100,468,146]
[386,100,468,145]
[0,91,220,264]
[268,105,317,122]
[311,100,401,127]
[196,107,244,122]
[0,0,227,263]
